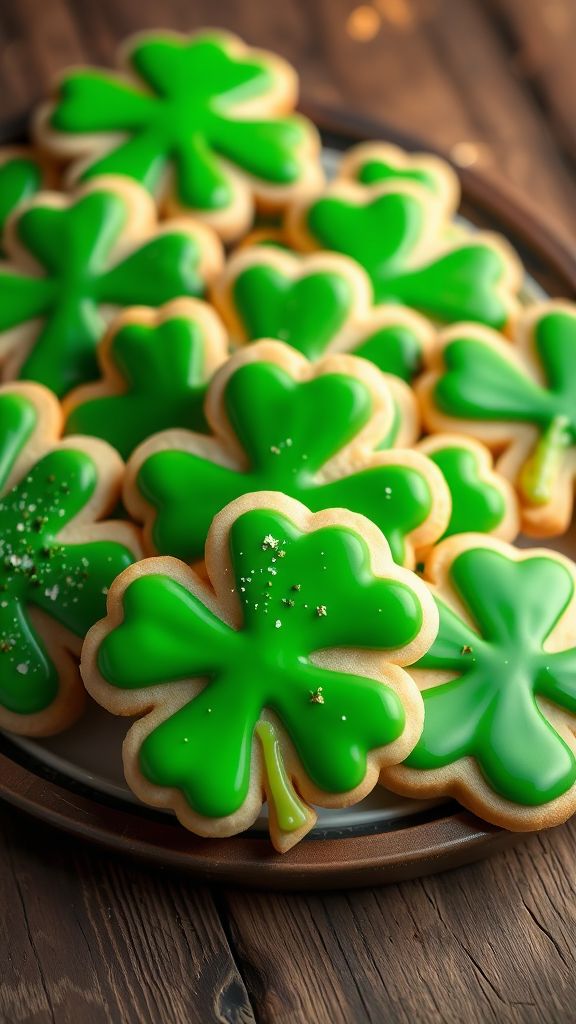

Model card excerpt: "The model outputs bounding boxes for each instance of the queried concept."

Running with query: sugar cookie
[125,341,450,567]
[81,491,438,851]
[286,144,522,330]
[63,298,228,459]
[0,176,223,396]
[385,534,576,831]
[36,30,323,242]
[418,302,576,537]
[0,381,141,736]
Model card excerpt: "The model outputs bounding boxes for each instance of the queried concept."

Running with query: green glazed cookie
[81,491,438,852]
[37,30,323,242]
[0,381,140,736]
[386,535,576,832]
[126,340,450,568]
[0,177,222,397]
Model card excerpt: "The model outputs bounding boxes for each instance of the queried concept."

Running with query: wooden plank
[0,806,255,1024]
[223,819,576,1024]
[305,0,576,239]
[1,0,576,240]
[487,0,576,164]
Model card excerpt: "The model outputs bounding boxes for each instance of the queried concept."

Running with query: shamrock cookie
[125,341,450,567]
[338,141,458,204]
[36,30,323,243]
[417,435,520,543]
[0,176,223,397]
[81,492,438,852]
[285,150,522,330]
[63,298,228,459]
[0,381,141,736]
[213,247,435,382]
[0,147,52,254]
[385,535,576,831]
[419,301,576,537]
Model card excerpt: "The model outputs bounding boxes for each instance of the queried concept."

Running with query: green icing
[356,158,440,194]
[0,188,210,397]
[0,155,43,255]
[137,361,434,565]
[353,324,424,382]
[429,446,506,539]
[406,547,576,805]
[255,720,308,832]
[97,507,424,820]
[50,33,308,210]
[233,264,354,361]
[64,315,213,459]
[433,311,576,504]
[378,398,402,451]
[232,262,425,379]
[306,191,512,328]
[0,431,134,715]
[0,392,38,489]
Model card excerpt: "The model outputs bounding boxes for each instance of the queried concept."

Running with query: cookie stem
[255,721,308,834]
[519,414,571,506]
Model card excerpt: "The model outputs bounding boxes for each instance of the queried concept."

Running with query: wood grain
[1,0,576,238]
[0,808,255,1024]
[487,0,576,165]
[0,1,575,1021]
[222,825,576,1024]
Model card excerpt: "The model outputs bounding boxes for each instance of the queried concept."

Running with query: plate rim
[0,114,573,887]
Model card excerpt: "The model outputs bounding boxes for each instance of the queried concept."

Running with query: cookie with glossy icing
[81,491,438,852]
[0,381,141,736]
[125,340,450,568]
[418,301,576,537]
[0,176,223,397]
[385,534,576,832]
[36,30,323,242]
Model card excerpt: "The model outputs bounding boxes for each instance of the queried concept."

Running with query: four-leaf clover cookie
[213,247,435,382]
[386,535,576,830]
[63,298,229,459]
[81,492,438,852]
[286,144,522,330]
[417,434,519,544]
[36,30,323,242]
[0,176,223,397]
[125,341,450,568]
[0,381,141,736]
[419,302,576,537]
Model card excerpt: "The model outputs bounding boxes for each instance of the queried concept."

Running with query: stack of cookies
[1,29,575,853]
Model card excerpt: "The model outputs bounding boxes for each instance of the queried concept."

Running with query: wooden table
[1,2,576,1021]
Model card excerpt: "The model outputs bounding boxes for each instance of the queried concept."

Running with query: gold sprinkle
[282,598,295,608]
[310,687,325,705]
[461,644,473,655]
[277,549,286,558]
[270,445,281,455]
[262,534,279,551]
[291,584,301,591]
[316,605,327,617]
